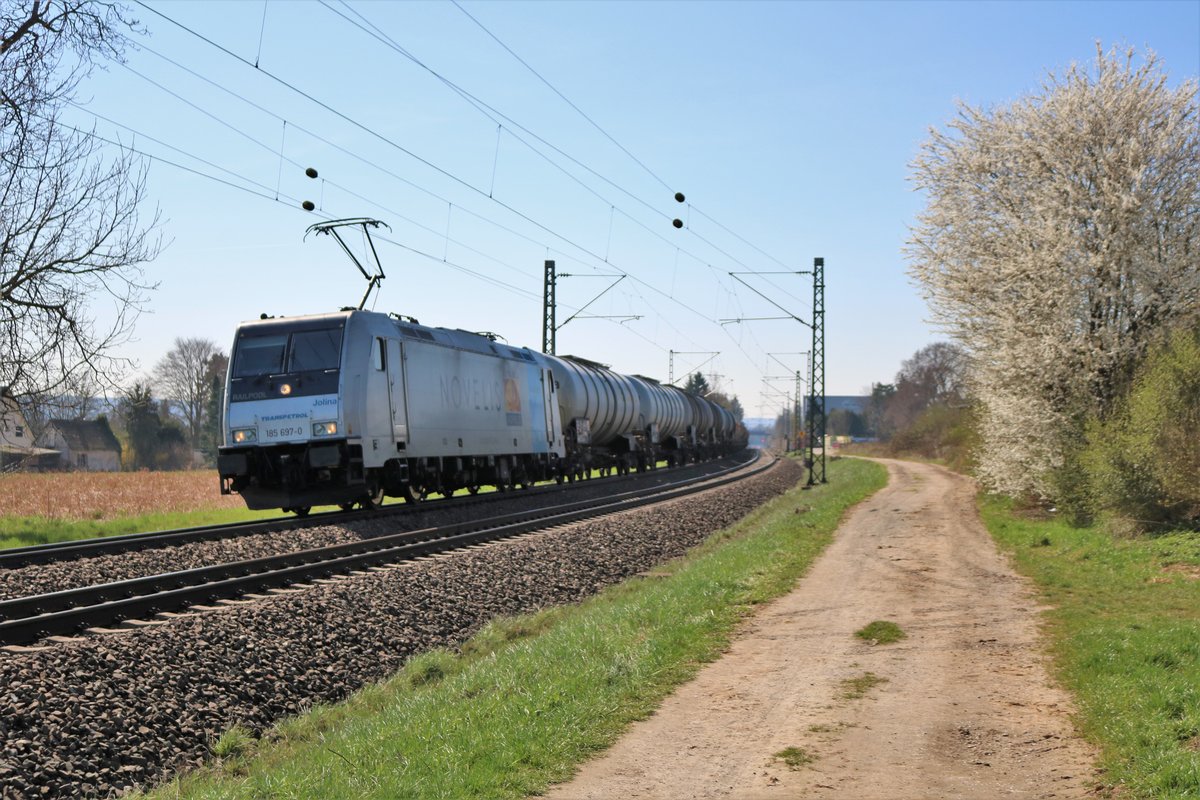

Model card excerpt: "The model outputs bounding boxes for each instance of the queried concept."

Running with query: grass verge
[981,496,1200,797]
[0,508,280,551]
[144,457,887,799]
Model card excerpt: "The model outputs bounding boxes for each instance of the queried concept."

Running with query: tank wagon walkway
[545,458,1098,799]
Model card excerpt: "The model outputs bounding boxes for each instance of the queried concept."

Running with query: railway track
[0,456,739,570]
[0,451,767,648]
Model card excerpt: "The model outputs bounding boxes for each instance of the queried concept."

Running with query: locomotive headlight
[279,383,293,396]
[312,421,338,437]
[232,427,257,444]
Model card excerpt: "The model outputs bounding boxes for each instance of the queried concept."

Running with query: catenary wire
[125,1,778,389]
[449,0,674,194]
[130,3,732,340]
[446,0,803,280]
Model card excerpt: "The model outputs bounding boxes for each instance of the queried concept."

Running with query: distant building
[748,431,771,449]
[804,395,870,416]
[37,418,122,472]
[0,387,58,470]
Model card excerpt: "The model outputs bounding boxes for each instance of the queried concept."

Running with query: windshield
[232,327,343,378]
[233,334,287,377]
[290,329,342,372]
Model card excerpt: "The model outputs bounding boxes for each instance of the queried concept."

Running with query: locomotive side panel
[401,340,553,459]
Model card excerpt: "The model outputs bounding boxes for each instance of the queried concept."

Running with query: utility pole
[544,266,638,354]
[669,350,719,386]
[542,259,556,355]
[719,261,826,482]
[794,370,803,452]
[806,257,826,485]
[768,352,806,454]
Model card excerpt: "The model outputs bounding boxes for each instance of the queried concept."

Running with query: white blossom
[907,45,1200,497]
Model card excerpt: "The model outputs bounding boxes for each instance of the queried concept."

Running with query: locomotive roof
[238,310,540,363]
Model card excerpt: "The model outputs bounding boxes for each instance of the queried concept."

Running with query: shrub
[1080,327,1200,531]
[887,403,978,472]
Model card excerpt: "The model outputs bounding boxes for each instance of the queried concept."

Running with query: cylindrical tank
[712,403,736,440]
[654,382,689,439]
[629,376,688,441]
[544,354,638,446]
[678,390,713,440]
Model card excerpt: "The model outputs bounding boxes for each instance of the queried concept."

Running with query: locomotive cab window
[289,329,343,372]
[373,337,386,371]
[233,334,287,377]
[229,325,345,403]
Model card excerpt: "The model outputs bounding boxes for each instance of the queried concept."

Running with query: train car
[218,309,744,514]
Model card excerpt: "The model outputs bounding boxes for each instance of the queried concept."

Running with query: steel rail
[0,452,769,647]
[0,454,748,569]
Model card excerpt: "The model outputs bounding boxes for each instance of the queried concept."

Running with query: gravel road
[547,458,1099,799]
[0,457,800,798]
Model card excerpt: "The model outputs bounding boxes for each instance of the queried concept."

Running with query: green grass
[981,496,1200,798]
[210,727,255,761]
[143,457,887,799]
[774,746,815,769]
[838,672,888,700]
[0,508,281,551]
[854,620,906,645]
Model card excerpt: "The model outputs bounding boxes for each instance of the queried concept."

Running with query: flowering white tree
[907,45,1200,497]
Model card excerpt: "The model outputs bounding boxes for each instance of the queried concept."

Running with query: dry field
[0,470,245,521]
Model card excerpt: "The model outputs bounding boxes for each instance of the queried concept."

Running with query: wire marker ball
[672,218,684,229]
[674,192,685,203]
[305,167,319,179]
[302,200,316,211]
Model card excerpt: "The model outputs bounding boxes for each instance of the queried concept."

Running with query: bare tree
[153,337,223,450]
[885,342,968,432]
[0,1,159,405]
[19,366,101,438]
[907,45,1200,497]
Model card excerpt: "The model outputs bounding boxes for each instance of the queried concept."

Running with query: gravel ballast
[0,458,802,798]
[0,460,737,603]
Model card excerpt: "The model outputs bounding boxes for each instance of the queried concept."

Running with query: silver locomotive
[217,309,744,514]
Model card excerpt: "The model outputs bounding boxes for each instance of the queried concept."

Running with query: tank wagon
[217,309,746,514]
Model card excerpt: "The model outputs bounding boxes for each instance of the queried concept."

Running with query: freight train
[217,309,746,514]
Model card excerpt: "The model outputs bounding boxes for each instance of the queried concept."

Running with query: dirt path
[545,458,1098,799]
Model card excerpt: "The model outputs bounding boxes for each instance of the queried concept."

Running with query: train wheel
[401,484,422,504]
[291,506,311,517]
[467,484,481,495]
[361,483,386,510]
[338,502,355,512]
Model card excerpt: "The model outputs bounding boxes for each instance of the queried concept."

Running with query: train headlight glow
[313,421,338,437]
[279,383,293,396]
[232,428,257,444]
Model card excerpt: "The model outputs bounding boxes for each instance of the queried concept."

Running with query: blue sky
[70,0,1199,418]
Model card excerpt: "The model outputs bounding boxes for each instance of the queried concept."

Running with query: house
[0,387,58,470]
[37,418,122,472]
